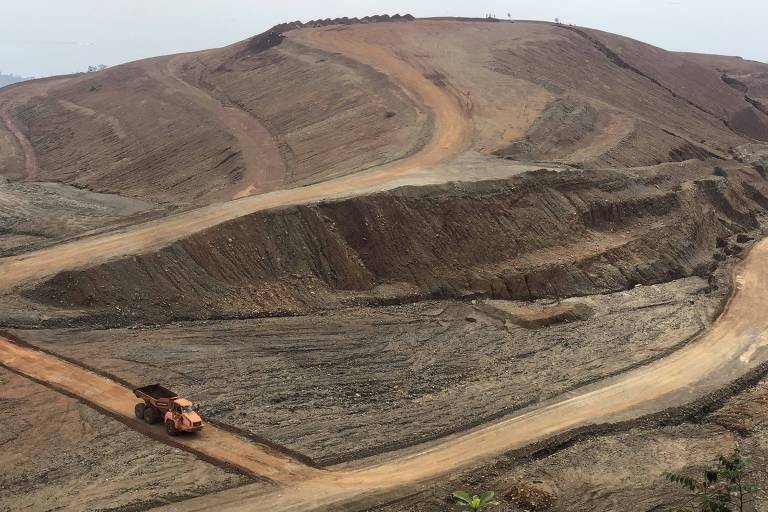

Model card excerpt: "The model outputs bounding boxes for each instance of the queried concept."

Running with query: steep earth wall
[22,164,768,326]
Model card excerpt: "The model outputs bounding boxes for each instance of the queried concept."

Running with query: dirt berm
[18,164,768,327]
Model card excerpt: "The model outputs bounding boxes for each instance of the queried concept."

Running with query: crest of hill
[1,18,767,204]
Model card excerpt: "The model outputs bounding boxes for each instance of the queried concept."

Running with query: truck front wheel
[166,420,179,436]
[134,403,146,419]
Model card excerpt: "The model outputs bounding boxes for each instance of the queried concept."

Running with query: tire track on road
[157,237,768,511]
[0,28,470,291]
[0,334,321,484]
[0,104,38,180]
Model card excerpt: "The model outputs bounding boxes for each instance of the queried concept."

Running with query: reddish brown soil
[14,162,766,328]
[2,20,766,206]
[2,17,768,512]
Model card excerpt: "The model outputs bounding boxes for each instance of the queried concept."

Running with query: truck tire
[134,403,146,420]
[144,406,160,424]
[166,420,179,436]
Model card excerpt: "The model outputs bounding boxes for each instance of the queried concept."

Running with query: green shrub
[663,448,759,511]
[452,490,499,511]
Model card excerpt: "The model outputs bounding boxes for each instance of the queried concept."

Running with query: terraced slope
[2,19,767,207]
[2,17,768,512]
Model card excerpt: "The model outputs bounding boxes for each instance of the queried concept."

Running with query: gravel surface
[16,276,725,464]
[0,368,251,512]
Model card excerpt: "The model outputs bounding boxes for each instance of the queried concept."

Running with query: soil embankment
[4,230,768,512]
[18,164,767,327]
[154,234,768,512]
[17,277,725,464]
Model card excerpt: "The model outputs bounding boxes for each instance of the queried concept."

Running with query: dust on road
[156,237,768,511]
[0,338,320,484]
[0,25,473,292]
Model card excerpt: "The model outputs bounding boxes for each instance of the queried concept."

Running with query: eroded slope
[2,19,767,207]
[15,161,768,327]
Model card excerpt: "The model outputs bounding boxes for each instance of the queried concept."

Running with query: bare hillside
[4,17,768,512]
[2,19,767,205]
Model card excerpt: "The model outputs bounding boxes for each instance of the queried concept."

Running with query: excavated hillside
[680,52,768,107]
[2,19,768,207]
[14,159,768,328]
[6,16,768,512]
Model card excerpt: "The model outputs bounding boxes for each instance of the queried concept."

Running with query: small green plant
[713,166,727,177]
[452,490,499,511]
[663,448,758,512]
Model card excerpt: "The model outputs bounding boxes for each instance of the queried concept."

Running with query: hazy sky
[2,0,766,77]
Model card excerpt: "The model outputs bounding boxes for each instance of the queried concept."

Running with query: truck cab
[165,398,203,435]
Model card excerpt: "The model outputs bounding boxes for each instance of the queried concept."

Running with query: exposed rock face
[23,166,768,326]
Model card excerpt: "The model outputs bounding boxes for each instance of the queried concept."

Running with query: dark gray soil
[0,177,163,257]
[367,371,768,512]
[13,276,726,465]
[0,368,251,512]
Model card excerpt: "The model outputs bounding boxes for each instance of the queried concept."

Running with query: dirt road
[154,237,768,511]
[0,79,61,180]
[0,337,319,483]
[0,26,471,291]
[3,23,767,512]
[159,54,288,199]
[3,227,767,512]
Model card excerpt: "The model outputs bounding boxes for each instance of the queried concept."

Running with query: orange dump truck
[133,384,204,436]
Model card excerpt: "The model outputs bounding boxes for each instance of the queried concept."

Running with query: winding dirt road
[160,236,768,511]
[159,54,288,199]
[2,229,767,512]
[0,78,62,181]
[3,23,768,512]
[0,26,469,292]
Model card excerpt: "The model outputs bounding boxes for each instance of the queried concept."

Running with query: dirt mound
[2,25,425,204]
[18,163,768,327]
[506,480,558,510]
[494,98,599,161]
[482,300,594,329]
[2,19,767,204]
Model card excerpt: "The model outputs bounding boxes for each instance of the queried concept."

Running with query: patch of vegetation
[384,111,397,118]
[452,490,499,511]
[663,448,761,511]
[714,166,727,178]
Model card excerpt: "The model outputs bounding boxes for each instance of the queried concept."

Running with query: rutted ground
[154,234,768,512]
[0,176,161,256]
[373,376,768,512]
[0,368,249,512]
[1,17,768,512]
[4,20,768,206]
[11,160,767,329]
[0,338,320,484]
[12,276,727,464]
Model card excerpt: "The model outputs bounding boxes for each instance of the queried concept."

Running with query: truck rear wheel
[166,420,179,436]
[134,403,146,419]
[144,406,160,424]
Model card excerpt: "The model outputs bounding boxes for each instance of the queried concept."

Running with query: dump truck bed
[133,383,177,401]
